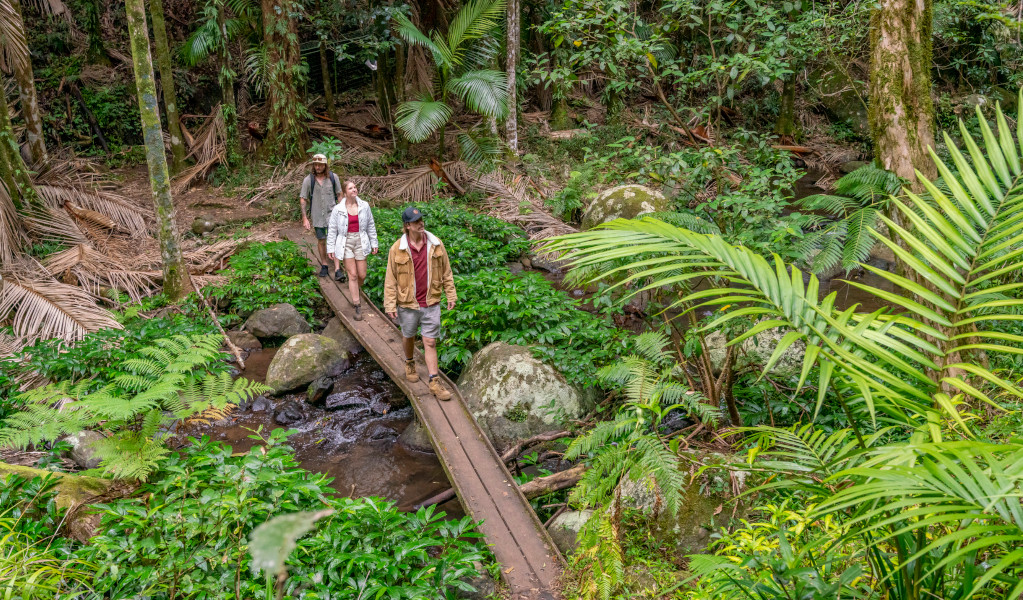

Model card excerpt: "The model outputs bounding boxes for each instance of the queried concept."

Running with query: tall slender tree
[261,0,308,162]
[9,0,47,166]
[125,0,193,300]
[318,39,336,120]
[0,85,33,206]
[83,0,111,65]
[869,0,937,188]
[149,0,187,173]
[505,0,519,152]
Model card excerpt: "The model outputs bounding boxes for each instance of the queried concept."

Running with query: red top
[347,212,359,233]
[409,241,430,307]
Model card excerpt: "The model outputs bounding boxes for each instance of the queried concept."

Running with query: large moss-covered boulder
[581,184,668,230]
[546,509,594,555]
[456,342,595,449]
[811,64,869,136]
[244,303,310,339]
[265,334,346,392]
[0,462,136,542]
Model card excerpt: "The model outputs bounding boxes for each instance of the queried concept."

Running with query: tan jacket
[383,231,457,313]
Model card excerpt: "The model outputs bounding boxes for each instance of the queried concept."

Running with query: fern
[0,333,269,481]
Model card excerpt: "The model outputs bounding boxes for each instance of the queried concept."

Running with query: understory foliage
[0,334,268,479]
[74,430,488,599]
[549,97,1023,598]
[207,240,322,323]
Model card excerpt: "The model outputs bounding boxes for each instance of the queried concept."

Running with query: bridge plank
[283,229,564,600]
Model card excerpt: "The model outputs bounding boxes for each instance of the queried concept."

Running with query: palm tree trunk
[0,83,37,207]
[217,1,241,167]
[10,0,47,166]
[125,0,193,301]
[318,40,336,120]
[505,0,519,152]
[83,0,110,66]
[869,0,937,190]
[774,73,797,142]
[149,0,186,174]
[261,0,308,163]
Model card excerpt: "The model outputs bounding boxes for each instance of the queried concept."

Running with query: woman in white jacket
[326,181,379,320]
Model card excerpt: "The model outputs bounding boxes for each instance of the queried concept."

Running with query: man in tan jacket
[383,206,457,401]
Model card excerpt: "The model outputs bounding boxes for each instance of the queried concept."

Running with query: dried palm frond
[0,0,28,73]
[470,168,578,243]
[351,164,442,206]
[21,203,89,246]
[174,107,228,193]
[35,172,152,237]
[244,164,306,206]
[43,244,158,303]
[0,330,18,357]
[307,121,390,153]
[0,181,26,264]
[0,268,121,343]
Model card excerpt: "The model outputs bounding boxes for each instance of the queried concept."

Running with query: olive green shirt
[300,172,342,228]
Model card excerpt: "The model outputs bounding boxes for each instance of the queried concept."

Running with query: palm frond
[395,96,452,143]
[446,69,509,119]
[0,182,26,264]
[0,0,28,73]
[0,269,121,343]
[446,0,506,57]
[841,207,880,269]
[455,130,501,171]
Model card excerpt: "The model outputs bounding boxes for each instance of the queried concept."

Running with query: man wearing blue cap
[383,206,457,401]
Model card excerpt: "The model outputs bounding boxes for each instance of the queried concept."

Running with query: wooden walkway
[283,229,564,600]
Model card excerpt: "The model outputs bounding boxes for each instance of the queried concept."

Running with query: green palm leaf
[446,0,506,58]
[395,98,453,143]
[446,70,509,119]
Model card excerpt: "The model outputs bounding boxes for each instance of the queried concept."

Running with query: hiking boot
[404,359,419,383]
[353,304,363,321]
[428,376,452,401]
[318,264,328,277]
[334,269,344,282]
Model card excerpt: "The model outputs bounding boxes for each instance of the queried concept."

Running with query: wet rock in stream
[274,401,305,425]
[307,377,334,405]
[365,422,399,443]
[248,395,271,412]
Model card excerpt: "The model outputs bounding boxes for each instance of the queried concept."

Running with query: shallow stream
[175,347,463,516]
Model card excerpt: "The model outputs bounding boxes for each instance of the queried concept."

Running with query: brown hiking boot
[428,376,452,401]
[404,359,419,383]
[353,304,363,321]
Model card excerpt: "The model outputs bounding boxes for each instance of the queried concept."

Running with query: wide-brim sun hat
[310,153,328,166]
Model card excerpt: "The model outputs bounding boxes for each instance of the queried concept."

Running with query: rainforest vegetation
[3,0,1023,598]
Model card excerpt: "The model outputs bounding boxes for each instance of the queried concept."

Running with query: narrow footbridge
[283,228,564,600]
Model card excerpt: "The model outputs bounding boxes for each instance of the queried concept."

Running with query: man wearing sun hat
[300,153,343,277]
[383,205,457,401]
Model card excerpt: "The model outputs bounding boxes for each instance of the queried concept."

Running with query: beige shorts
[342,234,365,260]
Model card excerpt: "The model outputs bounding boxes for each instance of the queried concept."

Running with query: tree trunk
[124,0,193,301]
[83,0,110,66]
[217,1,241,166]
[261,0,308,164]
[149,0,186,174]
[774,73,797,142]
[869,0,936,190]
[0,84,37,207]
[10,0,47,166]
[505,0,519,152]
[318,40,336,120]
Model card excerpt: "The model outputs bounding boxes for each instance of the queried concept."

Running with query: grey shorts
[314,227,327,240]
[342,234,365,260]
[398,304,441,339]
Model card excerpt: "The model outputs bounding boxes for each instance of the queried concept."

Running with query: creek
[175,347,464,516]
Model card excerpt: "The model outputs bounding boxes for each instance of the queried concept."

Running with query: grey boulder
[265,334,346,392]
[244,303,310,339]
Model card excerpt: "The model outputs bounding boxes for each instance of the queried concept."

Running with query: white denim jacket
[326,197,379,256]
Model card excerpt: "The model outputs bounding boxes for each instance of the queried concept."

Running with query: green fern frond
[93,432,171,481]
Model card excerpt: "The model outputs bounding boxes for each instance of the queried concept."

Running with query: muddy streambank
[174,347,463,517]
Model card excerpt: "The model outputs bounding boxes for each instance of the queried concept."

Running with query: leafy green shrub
[207,241,321,322]
[0,474,66,542]
[75,430,489,599]
[440,269,629,384]
[362,200,531,302]
[0,313,218,395]
[0,334,268,480]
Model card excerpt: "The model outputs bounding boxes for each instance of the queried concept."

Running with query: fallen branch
[192,283,245,369]
[500,430,572,464]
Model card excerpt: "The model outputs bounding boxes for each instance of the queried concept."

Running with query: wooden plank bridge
[283,228,565,600]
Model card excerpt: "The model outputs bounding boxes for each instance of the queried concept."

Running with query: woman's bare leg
[356,259,368,286]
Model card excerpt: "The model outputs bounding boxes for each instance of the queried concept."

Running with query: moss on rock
[581,184,668,230]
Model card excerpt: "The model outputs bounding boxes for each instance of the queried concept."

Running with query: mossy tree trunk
[10,0,47,166]
[869,0,937,190]
[774,73,797,142]
[261,0,308,164]
[149,0,186,174]
[83,0,110,66]
[216,0,241,167]
[0,84,37,208]
[318,40,336,120]
[125,0,193,301]
[505,0,519,152]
